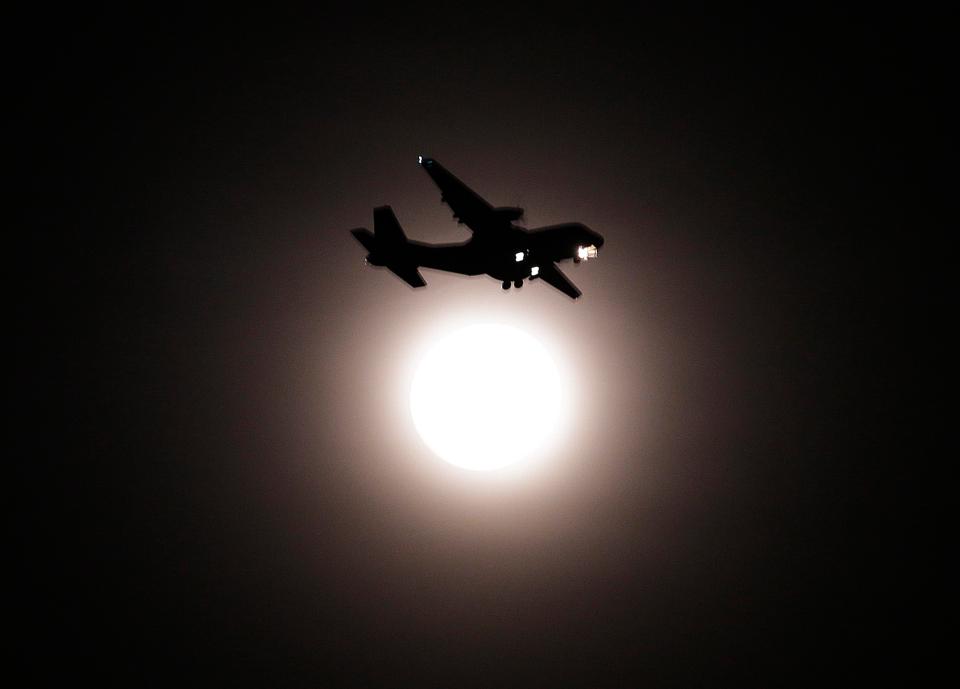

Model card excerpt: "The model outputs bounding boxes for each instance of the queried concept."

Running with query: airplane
[350,156,604,299]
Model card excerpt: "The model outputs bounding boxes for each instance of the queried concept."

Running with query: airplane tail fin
[349,206,426,289]
[373,205,408,246]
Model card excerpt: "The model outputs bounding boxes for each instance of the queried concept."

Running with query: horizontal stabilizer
[351,211,426,289]
[350,228,376,252]
[392,264,426,288]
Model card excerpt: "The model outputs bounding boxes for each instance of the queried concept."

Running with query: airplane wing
[419,157,497,233]
[537,262,581,300]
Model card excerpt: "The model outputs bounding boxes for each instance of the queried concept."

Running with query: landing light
[531,266,539,276]
[515,252,525,262]
[418,155,423,164]
[577,245,598,261]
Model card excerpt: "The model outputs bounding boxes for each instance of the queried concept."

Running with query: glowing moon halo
[410,324,565,471]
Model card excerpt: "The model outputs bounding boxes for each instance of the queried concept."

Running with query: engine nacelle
[492,206,524,222]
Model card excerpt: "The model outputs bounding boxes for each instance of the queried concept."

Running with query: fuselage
[406,222,604,282]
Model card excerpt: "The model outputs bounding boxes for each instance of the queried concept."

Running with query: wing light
[515,252,525,262]
[577,245,599,261]
[530,265,540,276]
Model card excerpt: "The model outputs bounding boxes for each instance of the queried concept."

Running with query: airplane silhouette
[350,156,604,299]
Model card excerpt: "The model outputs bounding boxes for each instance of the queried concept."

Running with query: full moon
[410,323,566,471]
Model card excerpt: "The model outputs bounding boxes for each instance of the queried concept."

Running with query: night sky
[17,7,945,686]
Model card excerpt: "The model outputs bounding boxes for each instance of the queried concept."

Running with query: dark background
[16,6,946,686]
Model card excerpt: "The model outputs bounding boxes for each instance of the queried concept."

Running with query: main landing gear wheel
[513,280,523,288]
[502,281,511,290]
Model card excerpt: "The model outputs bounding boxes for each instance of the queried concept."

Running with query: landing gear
[502,280,511,290]
[513,280,523,288]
